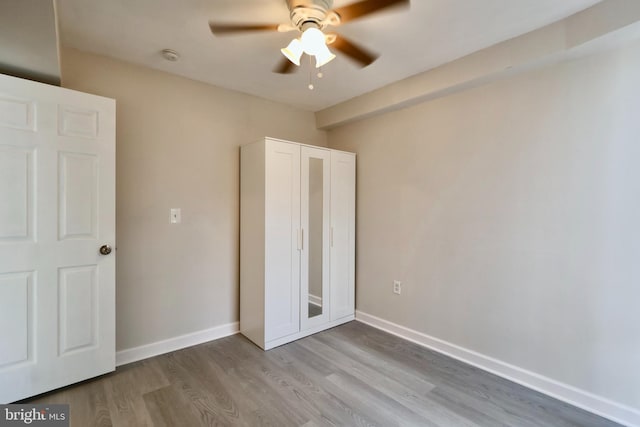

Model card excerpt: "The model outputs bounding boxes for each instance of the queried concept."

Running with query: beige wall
[60,47,327,351]
[327,41,640,410]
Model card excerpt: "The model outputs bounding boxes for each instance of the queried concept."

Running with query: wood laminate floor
[27,321,620,426]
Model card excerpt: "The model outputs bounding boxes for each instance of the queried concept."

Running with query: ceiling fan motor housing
[286,0,335,30]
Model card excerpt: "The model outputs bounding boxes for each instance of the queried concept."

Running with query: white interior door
[0,74,115,403]
[300,146,331,330]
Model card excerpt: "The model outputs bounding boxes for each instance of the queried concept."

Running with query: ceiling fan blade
[333,0,409,23]
[209,22,280,35]
[273,57,297,74]
[331,35,379,67]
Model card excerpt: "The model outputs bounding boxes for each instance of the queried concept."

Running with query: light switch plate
[170,208,181,224]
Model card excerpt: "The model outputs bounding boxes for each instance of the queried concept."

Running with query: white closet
[240,137,355,350]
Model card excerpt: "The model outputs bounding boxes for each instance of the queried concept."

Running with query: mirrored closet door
[300,146,331,330]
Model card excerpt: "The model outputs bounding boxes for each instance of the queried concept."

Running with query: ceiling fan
[209,0,409,74]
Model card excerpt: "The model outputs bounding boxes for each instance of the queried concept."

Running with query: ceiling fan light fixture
[281,38,303,66]
[282,27,335,68]
[314,46,336,68]
[300,27,327,55]
[210,0,409,74]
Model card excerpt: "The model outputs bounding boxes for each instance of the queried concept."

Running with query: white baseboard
[355,310,640,427]
[308,294,322,307]
[116,322,239,367]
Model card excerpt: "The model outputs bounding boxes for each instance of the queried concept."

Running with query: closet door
[300,147,331,330]
[330,151,356,320]
[264,140,300,341]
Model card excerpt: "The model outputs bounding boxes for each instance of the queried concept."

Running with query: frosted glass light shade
[281,39,303,66]
[314,45,336,68]
[282,28,335,69]
[300,27,326,55]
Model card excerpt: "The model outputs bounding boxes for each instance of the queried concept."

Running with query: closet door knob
[99,245,112,255]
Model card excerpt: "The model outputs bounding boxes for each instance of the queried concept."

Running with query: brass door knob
[99,245,112,255]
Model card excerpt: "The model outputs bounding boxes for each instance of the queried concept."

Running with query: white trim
[116,322,239,367]
[308,294,322,307]
[355,310,640,427]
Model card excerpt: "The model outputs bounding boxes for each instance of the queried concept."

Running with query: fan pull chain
[308,56,314,90]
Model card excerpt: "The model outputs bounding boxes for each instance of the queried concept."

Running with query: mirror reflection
[308,158,323,318]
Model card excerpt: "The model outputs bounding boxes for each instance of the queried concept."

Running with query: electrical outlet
[393,280,402,295]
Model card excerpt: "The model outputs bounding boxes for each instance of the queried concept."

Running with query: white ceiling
[57,0,603,111]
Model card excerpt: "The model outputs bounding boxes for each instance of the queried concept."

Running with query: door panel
[264,140,300,342]
[0,147,34,240]
[58,105,99,139]
[0,95,35,131]
[330,152,356,320]
[0,272,33,368]
[58,265,98,354]
[0,74,115,403]
[58,152,98,240]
